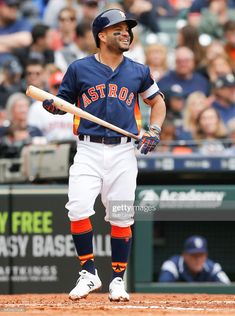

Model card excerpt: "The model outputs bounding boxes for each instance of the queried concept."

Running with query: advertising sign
[0,185,111,293]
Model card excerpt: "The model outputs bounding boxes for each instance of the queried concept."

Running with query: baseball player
[42,8,166,301]
[158,235,231,284]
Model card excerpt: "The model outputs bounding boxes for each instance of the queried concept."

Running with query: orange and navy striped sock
[111,225,132,280]
[71,218,95,275]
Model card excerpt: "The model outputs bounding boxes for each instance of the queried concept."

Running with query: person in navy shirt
[189,0,235,13]
[158,235,230,284]
[0,0,32,65]
[212,74,235,125]
[158,47,210,99]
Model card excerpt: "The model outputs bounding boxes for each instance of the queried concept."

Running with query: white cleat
[109,277,130,302]
[69,269,102,300]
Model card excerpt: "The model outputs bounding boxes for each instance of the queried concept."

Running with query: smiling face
[198,108,220,137]
[99,22,131,53]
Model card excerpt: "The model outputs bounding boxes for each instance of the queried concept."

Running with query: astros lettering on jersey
[57,55,161,136]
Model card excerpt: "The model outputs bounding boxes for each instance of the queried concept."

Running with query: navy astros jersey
[57,55,160,137]
[158,255,230,284]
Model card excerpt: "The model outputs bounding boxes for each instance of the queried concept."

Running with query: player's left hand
[42,99,66,115]
[136,126,161,155]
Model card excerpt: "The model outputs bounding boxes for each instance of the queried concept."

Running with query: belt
[78,134,131,145]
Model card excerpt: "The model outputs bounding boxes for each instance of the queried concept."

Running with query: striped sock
[71,218,95,275]
[111,225,132,280]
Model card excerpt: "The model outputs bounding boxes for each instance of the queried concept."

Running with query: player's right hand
[42,99,61,114]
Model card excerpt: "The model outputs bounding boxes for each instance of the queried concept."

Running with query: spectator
[176,25,205,69]
[20,0,41,25]
[160,112,194,154]
[144,43,168,80]
[178,91,209,140]
[0,57,23,108]
[207,54,233,83]
[155,118,192,154]
[43,0,80,28]
[223,20,235,72]
[194,107,227,154]
[188,0,235,28]
[23,58,47,93]
[13,23,55,69]
[159,235,231,283]
[165,85,185,128]
[0,108,6,127]
[198,0,235,40]
[55,21,96,73]
[187,0,210,27]
[50,7,77,51]
[120,0,160,33]
[156,0,193,18]
[80,0,100,24]
[153,0,179,17]
[205,39,227,61]
[198,40,228,80]
[28,70,75,142]
[156,118,176,153]
[0,0,32,65]
[225,118,235,154]
[43,63,62,83]
[211,74,235,124]
[0,93,42,153]
[159,47,210,98]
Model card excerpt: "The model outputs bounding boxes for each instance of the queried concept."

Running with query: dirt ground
[0,293,235,316]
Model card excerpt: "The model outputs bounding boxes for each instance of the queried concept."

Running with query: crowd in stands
[0,0,235,157]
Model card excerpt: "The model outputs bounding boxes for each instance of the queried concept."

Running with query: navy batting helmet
[92,9,137,48]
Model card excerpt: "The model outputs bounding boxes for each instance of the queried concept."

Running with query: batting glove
[136,125,161,155]
[42,99,65,115]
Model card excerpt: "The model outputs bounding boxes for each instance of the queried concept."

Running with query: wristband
[149,124,161,134]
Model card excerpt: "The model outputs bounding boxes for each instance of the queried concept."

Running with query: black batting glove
[42,99,65,115]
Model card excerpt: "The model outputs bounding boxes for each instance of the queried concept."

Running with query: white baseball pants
[65,139,138,226]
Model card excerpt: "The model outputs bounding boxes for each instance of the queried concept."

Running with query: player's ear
[98,31,106,45]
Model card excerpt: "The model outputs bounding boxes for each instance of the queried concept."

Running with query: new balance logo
[87,281,94,289]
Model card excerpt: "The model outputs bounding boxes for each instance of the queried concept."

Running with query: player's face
[183,253,207,274]
[103,22,131,53]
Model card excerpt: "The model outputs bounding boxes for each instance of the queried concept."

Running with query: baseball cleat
[69,269,102,300]
[108,277,129,302]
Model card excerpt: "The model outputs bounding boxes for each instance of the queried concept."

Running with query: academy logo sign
[138,189,226,209]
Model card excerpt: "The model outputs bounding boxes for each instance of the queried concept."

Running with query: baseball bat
[26,85,139,140]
